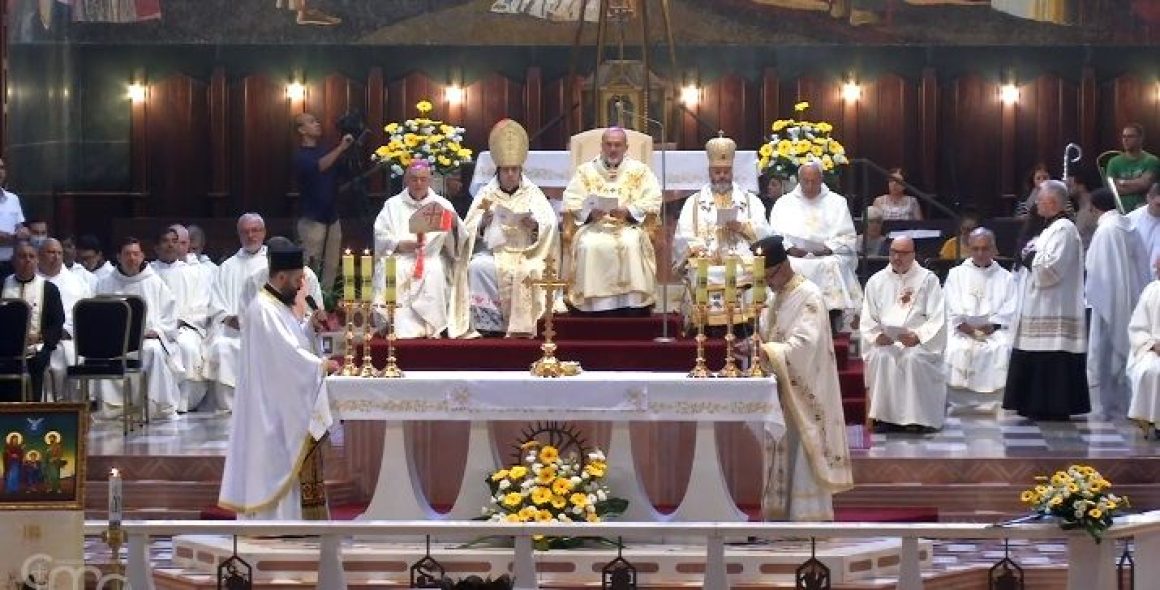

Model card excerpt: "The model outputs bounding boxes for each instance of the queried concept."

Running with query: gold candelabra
[340,299,358,376]
[745,295,767,378]
[359,301,378,378]
[716,297,743,378]
[688,302,711,378]
[525,258,580,378]
[102,525,125,590]
[380,301,404,378]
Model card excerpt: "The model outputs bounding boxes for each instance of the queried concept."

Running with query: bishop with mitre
[754,236,853,521]
[449,119,558,338]
[562,127,661,315]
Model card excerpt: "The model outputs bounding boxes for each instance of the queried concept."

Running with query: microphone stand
[616,100,674,343]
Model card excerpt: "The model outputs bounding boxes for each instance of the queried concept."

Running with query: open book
[409,202,456,233]
[494,204,533,227]
[961,314,991,328]
[583,195,620,212]
[787,236,828,254]
[716,207,739,225]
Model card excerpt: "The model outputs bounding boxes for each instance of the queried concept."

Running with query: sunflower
[502,492,523,508]
[531,486,553,506]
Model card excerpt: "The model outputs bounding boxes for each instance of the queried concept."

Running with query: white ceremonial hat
[706,133,736,167]
[489,119,530,168]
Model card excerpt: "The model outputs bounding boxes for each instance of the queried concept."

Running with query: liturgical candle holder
[380,302,404,378]
[716,298,744,378]
[340,299,359,377]
[688,302,712,378]
[359,301,379,378]
[745,295,768,378]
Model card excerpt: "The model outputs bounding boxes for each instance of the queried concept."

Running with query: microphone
[305,295,320,312]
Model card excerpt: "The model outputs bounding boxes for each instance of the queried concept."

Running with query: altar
[326,371,782,525]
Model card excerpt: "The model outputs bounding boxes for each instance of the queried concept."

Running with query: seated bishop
[562,127,661,315]
[860,236,947,432]
[943,228,1017,412]
[674,134,771,330]
[38,238,93,401]
[768,161,862,330]
[449,119,558,338]
[1128,276,1160,437]
[96,237,184,421]
[373,160,464,338]
[1,241,65,402]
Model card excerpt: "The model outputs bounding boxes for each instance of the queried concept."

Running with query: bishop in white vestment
[450,119,558,338]
[151,228,215,412]
[95,239,183,420]
[768,162,862,325]
[754,236,853,521]
[204,214,268,410]
[0,242,64,402]
[674,135,772,328]
[943,229,1017,406]
[38,238,93,400]
[562,127,661,314]
[860,237,947,431]
[219,243,335,520]
[373,161,463,338]
[1085,188,1151,420]
[1004,181,1090,420]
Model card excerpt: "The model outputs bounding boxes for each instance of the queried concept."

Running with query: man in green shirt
[1108,123,1160,212]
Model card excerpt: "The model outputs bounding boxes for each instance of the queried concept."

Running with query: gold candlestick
[381,301,404,378]
[102,525,125,590]
[745,297,767,378]
[359,301,378,378]
[340,299,358,377]
[716,298,743,378]
[688,302,711,378]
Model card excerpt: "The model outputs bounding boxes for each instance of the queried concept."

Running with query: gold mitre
[489,118,530,168]
[706,133,736,167]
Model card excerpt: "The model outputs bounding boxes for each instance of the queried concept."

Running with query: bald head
[38,238,64,276]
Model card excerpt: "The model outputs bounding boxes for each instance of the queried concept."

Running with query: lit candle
[695,257,709,305]
[384,255,397,304]
[724,256,737,304]
[342,249,355,301]
[360,250,373,302]
[751,253,766,308]
[109,468,122,529]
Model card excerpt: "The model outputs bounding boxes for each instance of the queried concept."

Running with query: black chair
[66,295,148,435]
[0,298,33,402]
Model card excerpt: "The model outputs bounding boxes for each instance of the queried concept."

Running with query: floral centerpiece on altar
[1019,464,1128,542]
[481,441,628,550]
[373,99,472,177]
[757,101,849,185]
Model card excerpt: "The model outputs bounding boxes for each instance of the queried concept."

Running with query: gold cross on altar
[522,257,577,377]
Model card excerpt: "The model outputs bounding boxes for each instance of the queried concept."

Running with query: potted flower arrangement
[373,99,473,177]
[757,101,849,186]
[1019,464,1128,542]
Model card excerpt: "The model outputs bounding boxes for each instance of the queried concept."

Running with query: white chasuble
[1129,281,1160,427]
[372,189,463,338]
[204,246,268,390]
[95,266,184,419]
[219,288,333,520]
[860,264,947,428]
[563,157,661,312]
[449,176,559,338]
[943,259,1017,393]
[1086,211,1151,419]
[758,275,853,521]
[768,184,862,312]
[1014,218,1086,353]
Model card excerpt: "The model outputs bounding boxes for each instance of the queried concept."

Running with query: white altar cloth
[469,150,760,196]
[327,371,782,526]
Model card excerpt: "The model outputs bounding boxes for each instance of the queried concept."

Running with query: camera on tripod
[336,110,368,145]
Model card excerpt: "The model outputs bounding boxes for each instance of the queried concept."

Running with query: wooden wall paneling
[760,67,780,149]
[145,73,210,218]
[208,66,229,213]
[1078,65,1098,180]
[918,67,939,193]
[525,67,543,149]
[463,72,524,150]
[1017,73,1078,185]
[791,76,843,140]
[1000,79,1017,201]
[367,67,386,194]
[231,74,293,216]
[1102,75,1160,159]
[943,73,1002,215]
[130,73,148,216]
[387,71,438,128]
[539,76,566,150]
[857,73,918,200]
[699,73,749,149]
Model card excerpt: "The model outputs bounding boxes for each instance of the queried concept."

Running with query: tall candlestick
[342,249,355,301]
[384,255,397,304]
[695,257,709,305]
[724,257,737,304]
[752,254,765,283]
[109,468,122,528]
[360,250,373,302]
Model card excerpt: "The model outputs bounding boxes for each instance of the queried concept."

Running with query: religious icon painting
[0,403,88,510]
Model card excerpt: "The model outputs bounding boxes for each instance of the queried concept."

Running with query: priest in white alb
[752,236,853,521]
[373,160,463,338]
[768,161,862,331]
[1004,180,1090,420]
[204,214,268,411]
[562,127,661,315]
[674,134,771,331]
[1130,184,1160,278]
[38,238,93,400]
[449,119,558,338]
[219,242,336,520]
[943,228,1017,412]
[96,237,184,420]
[1128,271,1160,436]
[860,236,947,432]
[150,227,215,413]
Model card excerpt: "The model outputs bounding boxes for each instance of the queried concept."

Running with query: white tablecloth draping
[326,371,781,524]
[469,150,760,196]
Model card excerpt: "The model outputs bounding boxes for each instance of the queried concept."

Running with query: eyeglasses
[888,249,915,255]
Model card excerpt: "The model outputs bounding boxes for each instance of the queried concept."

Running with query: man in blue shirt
[294,112,353,290]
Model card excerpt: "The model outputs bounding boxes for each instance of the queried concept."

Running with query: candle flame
[363,249,370,255]
[110,468,120,477]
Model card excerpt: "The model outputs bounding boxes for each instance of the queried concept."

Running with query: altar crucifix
[523,257,580,377]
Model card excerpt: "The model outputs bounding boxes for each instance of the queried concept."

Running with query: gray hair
[168,224,189,240]
[797,160,823,176]
[968,227,996,246]
[187,224,206,242]
[38,237,61,253]
[237,213,265,230]
[1040,179,1069,205]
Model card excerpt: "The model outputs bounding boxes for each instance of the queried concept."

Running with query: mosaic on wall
[7,0,1158,45]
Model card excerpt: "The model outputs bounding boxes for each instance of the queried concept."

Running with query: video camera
[336,110,370,146]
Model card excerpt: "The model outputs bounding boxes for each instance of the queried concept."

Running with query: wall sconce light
[444,85,465,105]
[1000,83,1020,105]
[842,80,862,103]
[680,85,700,107]
[127,82,146,103]
[285,81,306,102]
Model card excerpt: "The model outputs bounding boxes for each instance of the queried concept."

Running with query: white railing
[81,512,1160,590]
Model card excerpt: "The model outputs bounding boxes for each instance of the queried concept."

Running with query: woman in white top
[871,168,923,221]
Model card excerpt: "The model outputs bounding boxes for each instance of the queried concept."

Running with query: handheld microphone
[305,295,320,312]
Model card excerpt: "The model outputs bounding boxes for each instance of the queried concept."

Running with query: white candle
[109,468,122,528]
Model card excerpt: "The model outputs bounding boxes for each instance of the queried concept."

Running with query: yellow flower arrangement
[757,101,849,184]
[482,444,627,550]
[1019,464,1128,542]
[373,100,472,177]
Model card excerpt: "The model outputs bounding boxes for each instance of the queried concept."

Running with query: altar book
[409,202,456,233]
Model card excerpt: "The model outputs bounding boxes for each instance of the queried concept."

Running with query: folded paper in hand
[962,314,991,328]
[583,195,620,212]
[881,325,908,339]
[494,204,533,227]
[788,236,828,254]
[716,207,739,225]
[409,202,455,233]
